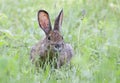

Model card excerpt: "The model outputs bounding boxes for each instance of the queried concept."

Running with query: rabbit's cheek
[47,44,54,50]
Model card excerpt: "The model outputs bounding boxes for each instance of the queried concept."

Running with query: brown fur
[30,10,74,68]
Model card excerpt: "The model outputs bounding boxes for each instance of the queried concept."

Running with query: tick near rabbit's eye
[48,36,51,40]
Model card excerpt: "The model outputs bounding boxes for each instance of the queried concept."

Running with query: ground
[0,0,120,83]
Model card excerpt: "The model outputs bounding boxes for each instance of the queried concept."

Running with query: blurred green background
[0,0,120,83]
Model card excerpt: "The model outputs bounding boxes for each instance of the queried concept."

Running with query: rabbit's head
[38,10,64,52]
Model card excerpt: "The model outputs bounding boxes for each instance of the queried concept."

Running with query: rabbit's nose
[55,44,60,49]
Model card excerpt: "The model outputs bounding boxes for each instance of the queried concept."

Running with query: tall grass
[0,0,120,83]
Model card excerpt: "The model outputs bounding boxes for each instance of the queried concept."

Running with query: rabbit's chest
[40,50,59,62]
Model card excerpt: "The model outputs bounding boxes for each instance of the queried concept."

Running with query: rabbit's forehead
[49,30,63,42]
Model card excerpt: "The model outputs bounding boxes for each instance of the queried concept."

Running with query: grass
[0,0,120,83]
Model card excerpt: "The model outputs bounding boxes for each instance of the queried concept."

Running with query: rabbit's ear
[54,9,63,31]
[38,10,52,35]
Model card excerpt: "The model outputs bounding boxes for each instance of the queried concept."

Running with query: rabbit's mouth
[53,46,62,52]
[48,44,63,52]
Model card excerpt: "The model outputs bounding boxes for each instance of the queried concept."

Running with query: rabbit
[30,9,74,68]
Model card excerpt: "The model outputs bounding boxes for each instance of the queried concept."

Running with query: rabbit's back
[30,38,47,62]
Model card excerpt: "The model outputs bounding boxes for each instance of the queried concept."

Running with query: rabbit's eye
[48,36,51,40]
